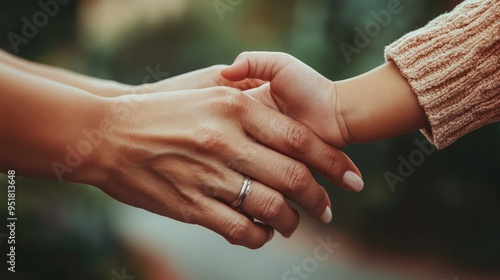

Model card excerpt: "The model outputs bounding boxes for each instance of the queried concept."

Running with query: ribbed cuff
[385,0,500,148]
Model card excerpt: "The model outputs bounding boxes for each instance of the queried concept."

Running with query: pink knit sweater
[385,0,499,149]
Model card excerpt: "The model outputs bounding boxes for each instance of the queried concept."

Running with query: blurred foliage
[0,0,499,278]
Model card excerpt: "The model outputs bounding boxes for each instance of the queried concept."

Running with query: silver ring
[231,177,252,208]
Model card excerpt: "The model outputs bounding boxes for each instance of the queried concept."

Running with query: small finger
[195,198,273,249]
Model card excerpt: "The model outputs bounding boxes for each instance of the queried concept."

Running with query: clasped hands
[97,52,365,249]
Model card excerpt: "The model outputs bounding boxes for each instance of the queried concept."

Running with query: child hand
[221,52,349,147]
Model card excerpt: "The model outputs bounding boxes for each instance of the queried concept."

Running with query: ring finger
[218,170,301,238]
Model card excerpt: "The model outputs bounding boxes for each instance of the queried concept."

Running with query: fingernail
[320,206,332,224]
[343,170,364,192]
[267,230,275,242]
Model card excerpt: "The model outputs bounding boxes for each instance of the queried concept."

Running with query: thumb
[221,51,296,82]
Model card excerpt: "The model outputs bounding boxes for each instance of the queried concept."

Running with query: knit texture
[385,0,500,149]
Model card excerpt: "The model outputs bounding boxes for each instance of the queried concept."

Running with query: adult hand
[93,87,362,249]
[135,65,265,94]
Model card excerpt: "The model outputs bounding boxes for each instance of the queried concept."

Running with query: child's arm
[221,52,428,147]
[222,2,499,149]
[335,60,428,144]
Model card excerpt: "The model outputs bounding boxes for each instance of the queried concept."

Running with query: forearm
[0,64,107,184]
[383,0,499,148]
[335,61,428,143]
[0,49,132,97]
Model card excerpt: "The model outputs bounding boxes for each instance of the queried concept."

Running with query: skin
[0,49,262,97]
[221,51,429,147]
[0,51,363,249]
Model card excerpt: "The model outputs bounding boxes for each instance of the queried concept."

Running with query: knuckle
[286,123,312,154]
[174,197,203,223]
[237,145,258,167]
[225,218,251,244]
[229,143,261,173]
[261,194,287,222]
[195,127,230,152]
[219,87,248,115]
[325,151,343,176]
[283,162,310,195]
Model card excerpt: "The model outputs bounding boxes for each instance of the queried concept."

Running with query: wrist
[331,80,352,146]
[64,95,115,187]
[335,62,428,143]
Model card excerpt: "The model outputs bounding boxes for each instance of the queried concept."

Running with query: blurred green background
[1,0,499,279]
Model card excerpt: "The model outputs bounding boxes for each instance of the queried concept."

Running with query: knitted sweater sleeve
[384,0,500,149]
